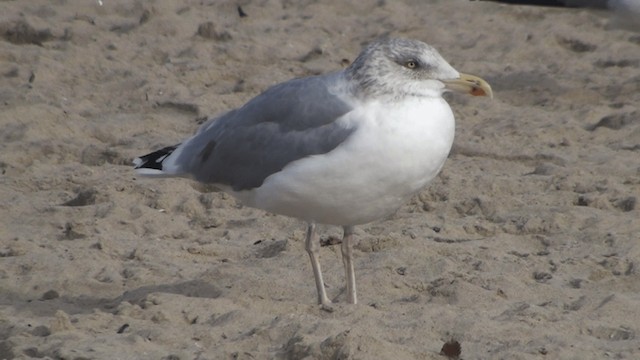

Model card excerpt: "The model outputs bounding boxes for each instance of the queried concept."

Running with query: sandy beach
[1,0,639,358]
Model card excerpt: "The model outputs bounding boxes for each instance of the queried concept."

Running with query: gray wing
[175,73,355,191]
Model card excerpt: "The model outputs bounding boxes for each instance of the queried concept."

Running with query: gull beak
[442,73,493,99]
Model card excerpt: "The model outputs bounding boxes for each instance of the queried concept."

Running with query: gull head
[346,38,492,100]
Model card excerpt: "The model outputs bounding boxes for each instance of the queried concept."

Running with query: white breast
[236,97,456,225]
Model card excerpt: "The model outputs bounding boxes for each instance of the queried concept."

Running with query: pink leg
[341,226,357,304]
[305,223,331,305]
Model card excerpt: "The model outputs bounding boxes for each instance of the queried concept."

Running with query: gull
[134,38,492,306]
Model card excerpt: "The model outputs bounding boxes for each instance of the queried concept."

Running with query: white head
[346,38,492,100]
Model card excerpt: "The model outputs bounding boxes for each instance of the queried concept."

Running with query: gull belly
[248,96,456,225]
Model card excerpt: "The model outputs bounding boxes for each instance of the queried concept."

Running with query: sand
[1,0,639,359]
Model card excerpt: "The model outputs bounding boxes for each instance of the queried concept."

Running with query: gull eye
[405,59,418,69]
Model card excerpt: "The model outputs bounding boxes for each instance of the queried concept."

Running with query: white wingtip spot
[155,154,169,163]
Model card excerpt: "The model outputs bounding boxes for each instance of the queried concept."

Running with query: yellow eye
[405,60,417,69]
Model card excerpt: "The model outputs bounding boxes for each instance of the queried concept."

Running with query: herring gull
[134,38,492,306]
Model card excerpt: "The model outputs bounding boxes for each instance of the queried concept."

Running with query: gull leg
[341,226,357,304]
[305,223,331,306]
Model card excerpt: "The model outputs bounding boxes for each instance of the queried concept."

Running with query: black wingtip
[134,144,179,170]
